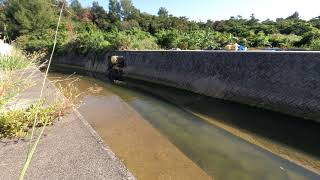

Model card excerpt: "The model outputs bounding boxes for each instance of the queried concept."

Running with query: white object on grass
[0,39,13,56]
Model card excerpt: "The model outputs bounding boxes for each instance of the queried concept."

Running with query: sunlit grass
[0,45,77,139]
[0,48,44,107]
[0,73,30,107]
[0,50,34,71]
[0,100,65,139]
[0,69,78,139]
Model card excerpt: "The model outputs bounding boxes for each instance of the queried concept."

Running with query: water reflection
[124,78,320,173]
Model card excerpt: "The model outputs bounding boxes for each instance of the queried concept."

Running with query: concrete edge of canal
[0,69,136,180]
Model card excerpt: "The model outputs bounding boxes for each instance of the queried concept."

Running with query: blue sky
[79,0,320,21]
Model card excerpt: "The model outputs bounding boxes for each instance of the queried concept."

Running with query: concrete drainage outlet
[108,56,125,82]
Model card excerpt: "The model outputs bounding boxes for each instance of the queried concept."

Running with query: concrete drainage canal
[49,72,320,180]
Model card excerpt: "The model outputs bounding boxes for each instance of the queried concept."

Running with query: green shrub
[298,29,320,46]
[16,34,52,52]
[156,30,181,49]
[113,28,159,50]
[74,27,113,55]
[182,31,230,50]
[117,20,140,31]
[246,31,270,47]
[0,101,62,138]
[156,30,234,50]
[269,33,302,48]
[310,39,320,50]
[15,29,70,53]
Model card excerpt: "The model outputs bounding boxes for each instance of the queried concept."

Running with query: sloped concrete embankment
[0,69,135,180]
[53,51,320,122]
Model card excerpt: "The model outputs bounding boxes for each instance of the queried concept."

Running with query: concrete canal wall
[53,51,320,122]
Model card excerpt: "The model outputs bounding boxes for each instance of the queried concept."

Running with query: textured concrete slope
[54,51,320,121]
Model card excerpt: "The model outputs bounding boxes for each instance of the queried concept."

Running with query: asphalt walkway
[0,69,135,180]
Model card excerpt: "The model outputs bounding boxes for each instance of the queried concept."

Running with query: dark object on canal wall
[108,56,125,81]
[53,51,320,122]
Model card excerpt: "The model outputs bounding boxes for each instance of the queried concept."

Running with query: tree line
[0,0,320,54]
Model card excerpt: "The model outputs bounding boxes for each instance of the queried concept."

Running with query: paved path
[0,69,135,180]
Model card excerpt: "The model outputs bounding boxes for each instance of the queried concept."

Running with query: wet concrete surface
[50,72,320,180]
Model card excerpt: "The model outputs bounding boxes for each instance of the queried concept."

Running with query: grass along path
[0,49,72,139]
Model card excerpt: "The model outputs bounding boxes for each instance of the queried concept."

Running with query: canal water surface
[49,72,320,180]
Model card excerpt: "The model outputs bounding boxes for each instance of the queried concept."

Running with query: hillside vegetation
[1,0,320,53]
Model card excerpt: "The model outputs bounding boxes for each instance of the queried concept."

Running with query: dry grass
[0,49,45,71]
[0,71,80,139]
[0,46,79,139]
[0,49,45,107]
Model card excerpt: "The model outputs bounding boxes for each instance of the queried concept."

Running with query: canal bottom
[49,72,320,180]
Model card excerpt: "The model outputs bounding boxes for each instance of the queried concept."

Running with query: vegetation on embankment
[0,50,38,107]
[0,50,33,71]
[0,101,64,138]
[1,0,320,55]
[0,49,71,139]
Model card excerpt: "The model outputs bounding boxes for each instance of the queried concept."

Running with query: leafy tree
[286,12,300,20]
[117,19,140,30]
[109,0,121,22]
[91,1,110,30]
[16,29,67,52]
[0,1,5,35]
[257,20,278,34]
[310,16,320,29]
[279,21,313,36]
[74,26,113,54]
[120,0,134,20]
[247,13,259,25]
[70,0,83,18]
[79,8,93,22]
[158,7,169,17]
[298,28,320,46]
[4,0,56,38]
[2,0,320,52]
[70,0,81,11]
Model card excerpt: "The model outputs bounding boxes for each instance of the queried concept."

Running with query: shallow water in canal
[49,73,320,180]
